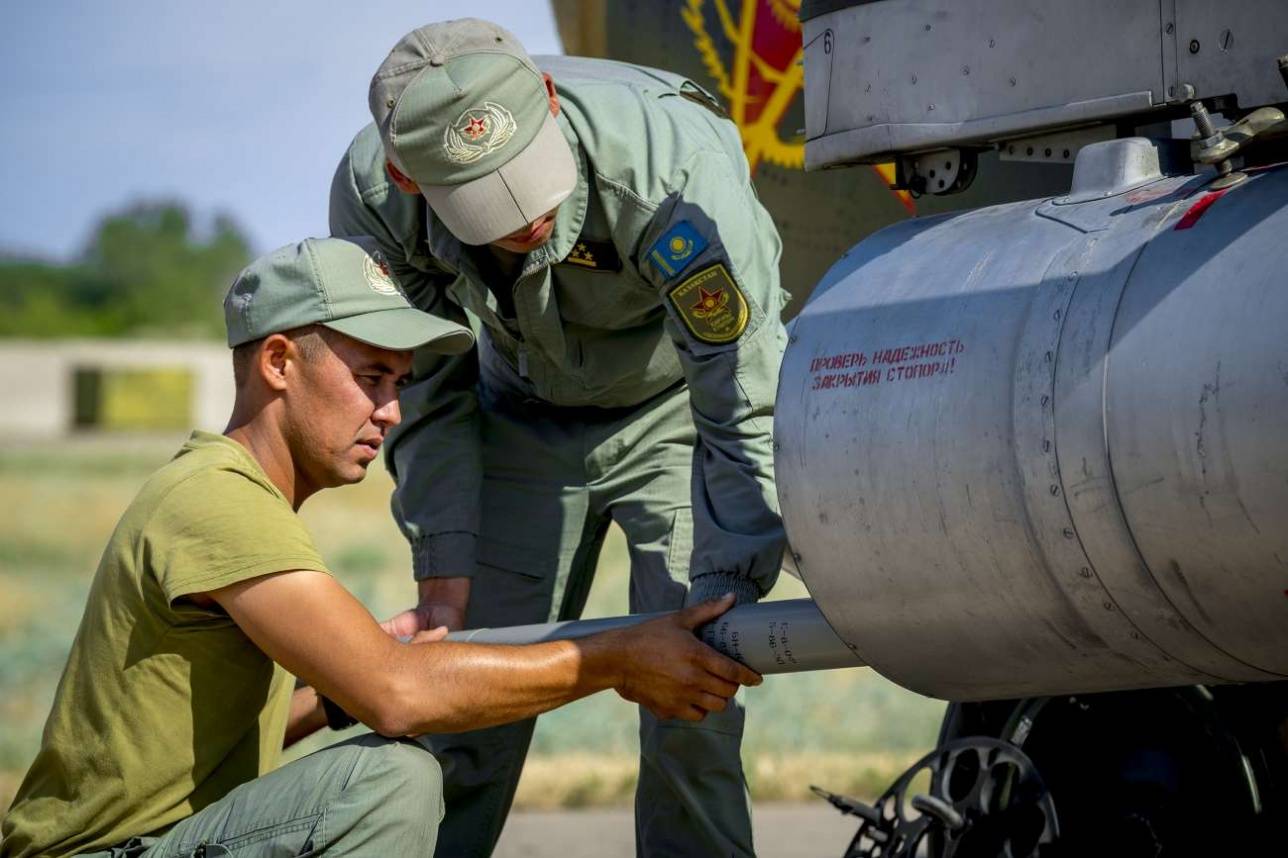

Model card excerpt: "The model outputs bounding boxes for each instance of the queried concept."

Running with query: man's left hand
[380,609,451,644]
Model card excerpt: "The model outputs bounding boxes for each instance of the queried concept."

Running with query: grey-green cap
[223,237,474,354]
[369,18,577,245]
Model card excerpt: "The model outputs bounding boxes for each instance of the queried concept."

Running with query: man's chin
[494,236,551,254]
[330,460,372,487]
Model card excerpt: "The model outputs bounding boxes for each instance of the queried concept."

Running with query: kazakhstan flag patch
[647,221,707,279]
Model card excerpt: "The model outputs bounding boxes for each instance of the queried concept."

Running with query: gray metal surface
[1057,137,1163,204]
[775,142,1288,700]
[448,599,863,676]
[801,0,1288,167]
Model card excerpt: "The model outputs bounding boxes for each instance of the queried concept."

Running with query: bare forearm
[284,685,328,747]
[214,572,753,743]
[382,633,622,735]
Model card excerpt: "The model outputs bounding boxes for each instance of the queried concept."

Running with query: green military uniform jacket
[330,56,788,598]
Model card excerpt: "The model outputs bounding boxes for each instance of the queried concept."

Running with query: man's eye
[357,374,381,387]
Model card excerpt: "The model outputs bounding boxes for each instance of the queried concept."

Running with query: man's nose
[373,395,402,428]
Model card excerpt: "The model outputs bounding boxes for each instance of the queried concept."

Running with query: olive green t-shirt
[1,431,329,858]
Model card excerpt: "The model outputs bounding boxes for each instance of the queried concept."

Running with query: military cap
[223,236,474,353]
[368,18,577,245]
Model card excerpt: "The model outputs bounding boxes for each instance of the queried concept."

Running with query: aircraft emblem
[682,0,915,213]
[682,0,805,172]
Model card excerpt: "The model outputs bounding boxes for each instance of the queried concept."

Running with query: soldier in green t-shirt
[0,237,759,858]
[329,18,790,857]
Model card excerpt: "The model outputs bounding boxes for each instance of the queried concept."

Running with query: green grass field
[0,436,944,811]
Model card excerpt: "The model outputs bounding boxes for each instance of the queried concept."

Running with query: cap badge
[363,250,401,296]
[443,102,518,164]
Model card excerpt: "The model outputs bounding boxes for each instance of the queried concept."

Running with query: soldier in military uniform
[329,19,788,858]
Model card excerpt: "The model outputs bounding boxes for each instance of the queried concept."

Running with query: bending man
[330,19,789,856]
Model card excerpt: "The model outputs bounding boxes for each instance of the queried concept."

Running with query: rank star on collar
[559,237,622,272]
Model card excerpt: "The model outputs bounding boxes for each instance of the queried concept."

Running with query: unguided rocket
[447,598,863,676]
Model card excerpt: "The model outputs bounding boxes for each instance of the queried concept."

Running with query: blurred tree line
[0,201,252,339]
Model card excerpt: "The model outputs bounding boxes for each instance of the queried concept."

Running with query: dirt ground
[494,802,858,857]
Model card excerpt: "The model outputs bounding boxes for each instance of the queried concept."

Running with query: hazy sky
[0,2,562,260]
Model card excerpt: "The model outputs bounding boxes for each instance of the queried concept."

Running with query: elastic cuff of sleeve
[686,572,762,606]
[412,533,478,581]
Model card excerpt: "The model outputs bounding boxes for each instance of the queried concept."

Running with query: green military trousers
[426,381,754,858]
[80,734,443,857]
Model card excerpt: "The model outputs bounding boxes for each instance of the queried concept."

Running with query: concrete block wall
[0,340,233,440]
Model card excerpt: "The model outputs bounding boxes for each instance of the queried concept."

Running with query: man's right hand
[411,576,472,632]
[608,593,762,722]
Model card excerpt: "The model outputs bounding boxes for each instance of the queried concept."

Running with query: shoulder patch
[667,263,749,345]
[648,221,708,279]
[560,238,622,273]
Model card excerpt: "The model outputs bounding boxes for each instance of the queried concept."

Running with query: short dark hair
[230,325,331,388]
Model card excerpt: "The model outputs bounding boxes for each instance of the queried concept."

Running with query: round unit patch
[363,250,401,296]
[442,102,518,165]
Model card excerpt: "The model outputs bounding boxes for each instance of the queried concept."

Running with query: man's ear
[543,73,560,118]
[259,334,292,392]
[385,161,420,195]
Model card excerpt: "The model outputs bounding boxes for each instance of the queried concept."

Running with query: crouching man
[0,236,759,858]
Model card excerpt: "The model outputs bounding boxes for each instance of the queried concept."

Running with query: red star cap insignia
[464,116,488,141]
